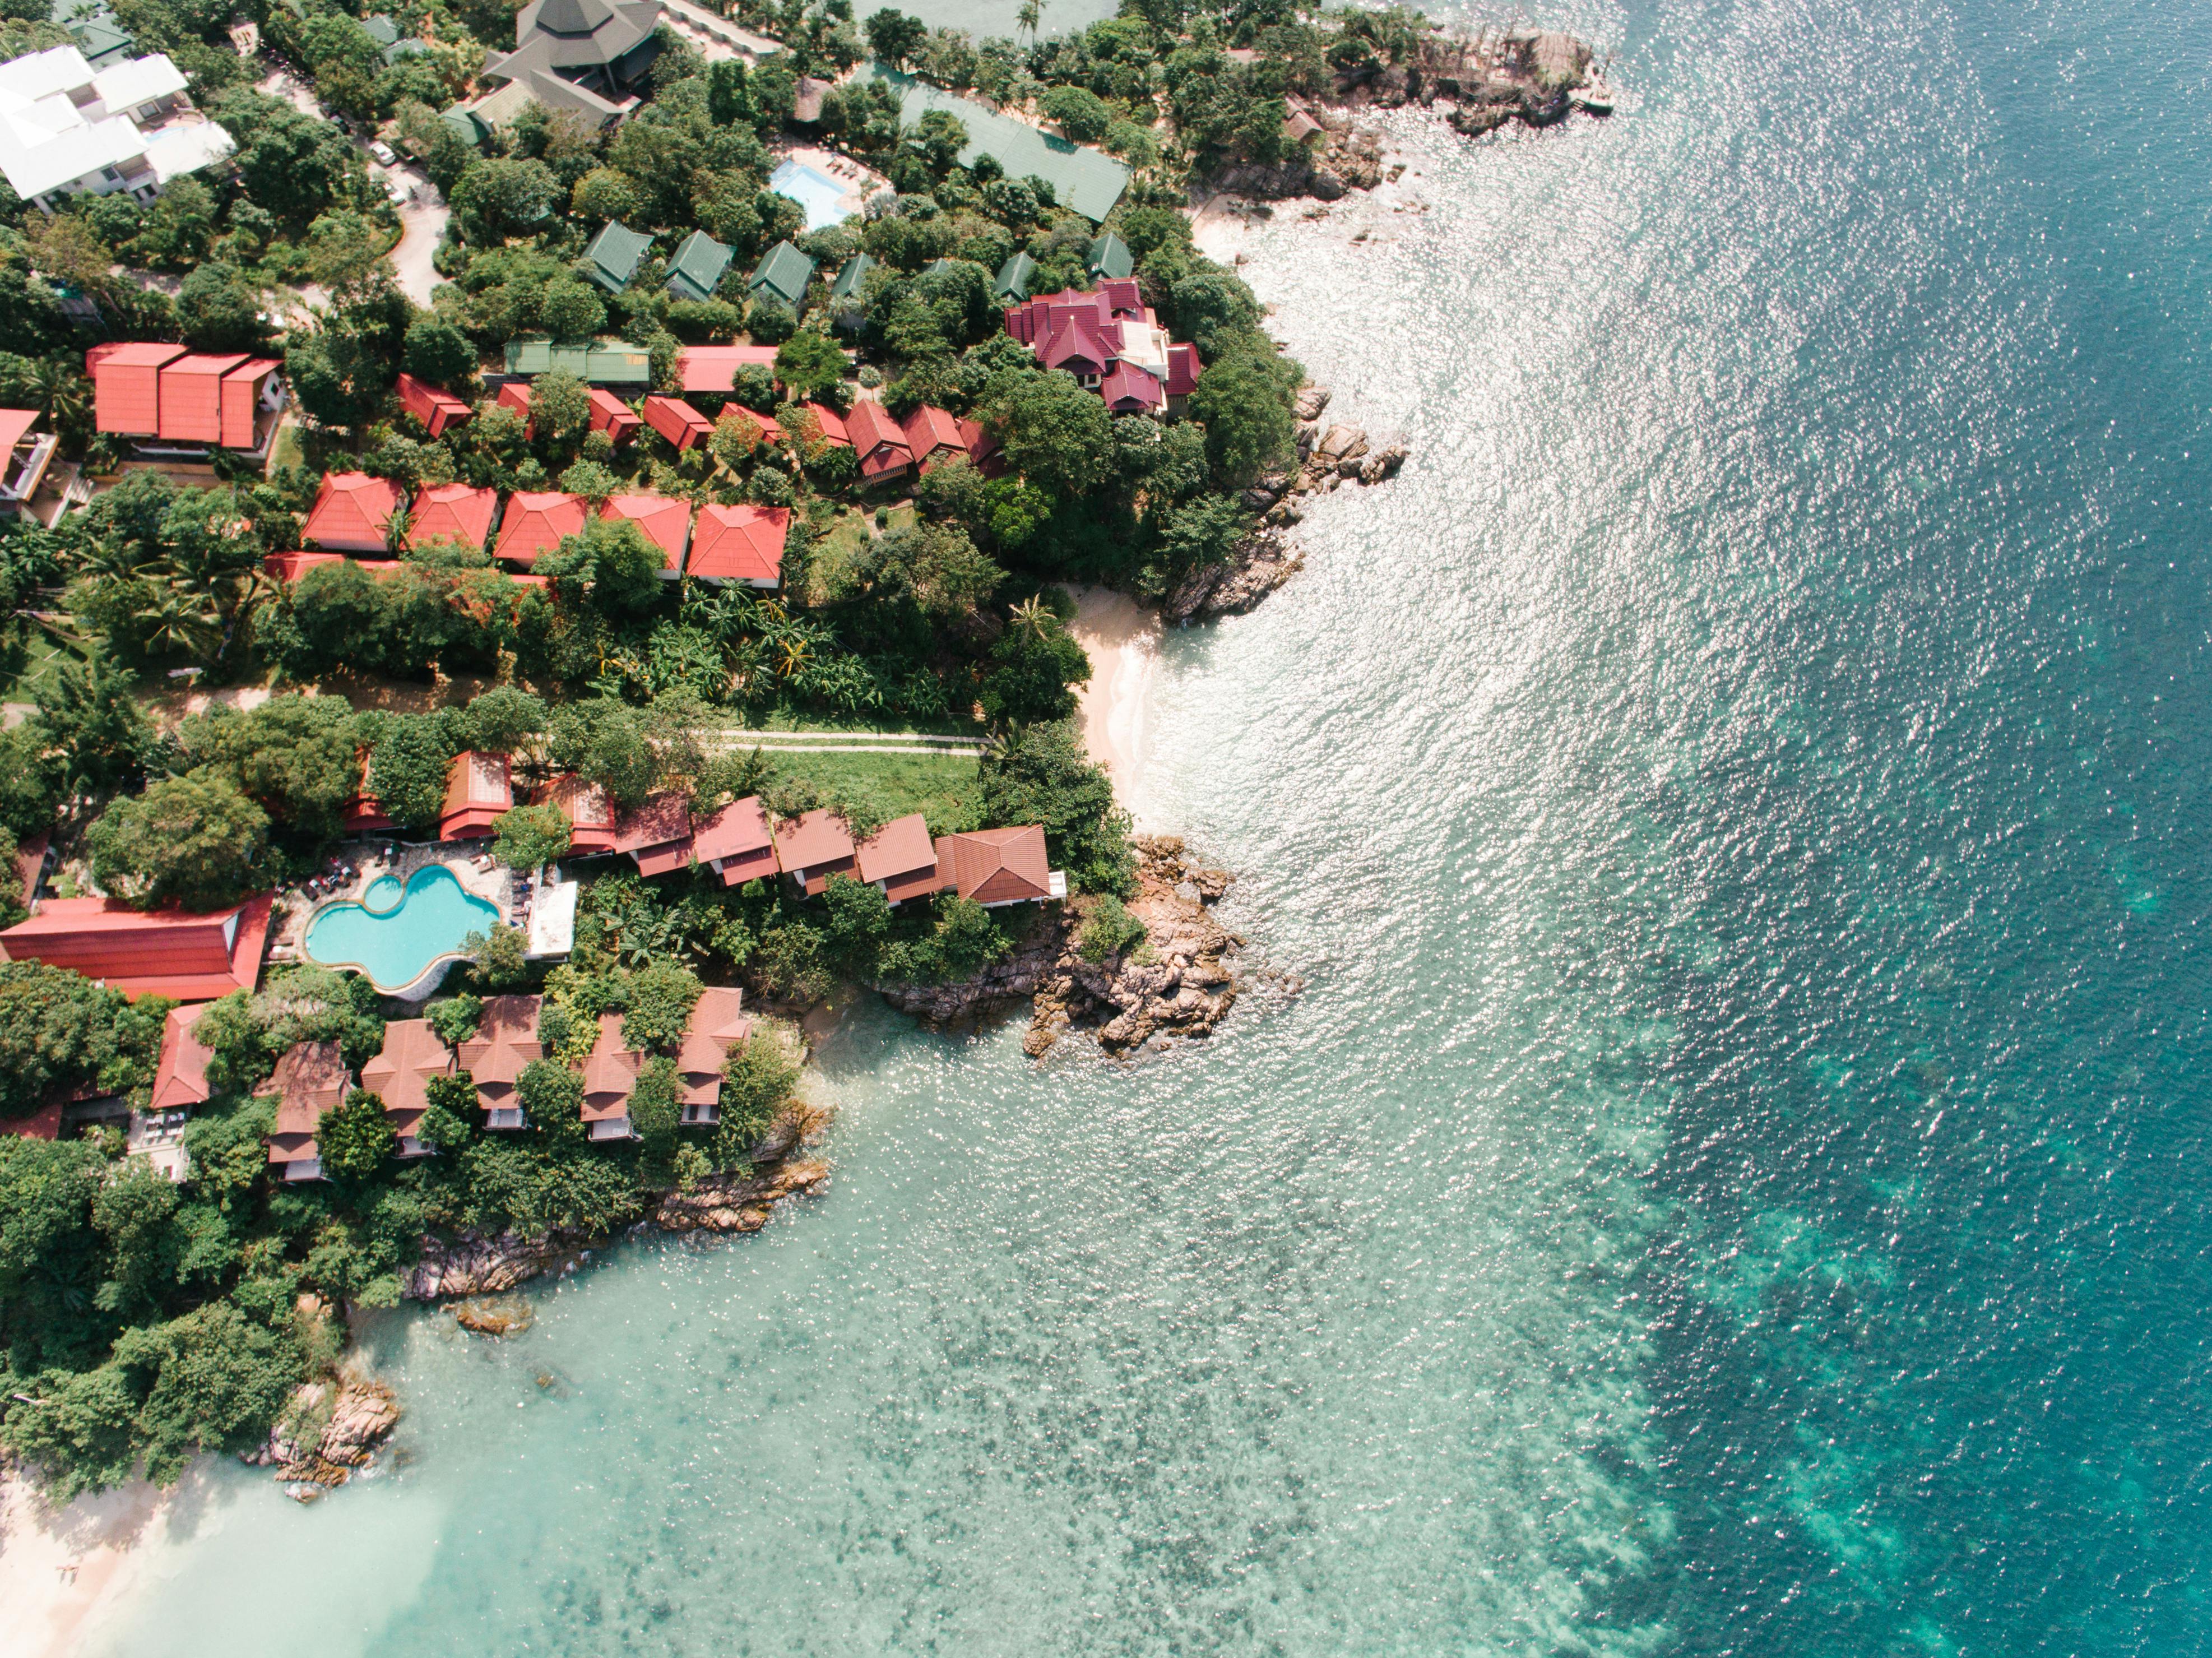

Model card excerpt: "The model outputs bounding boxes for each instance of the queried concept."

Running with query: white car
[368,140,398,166]
[383,176,411,207]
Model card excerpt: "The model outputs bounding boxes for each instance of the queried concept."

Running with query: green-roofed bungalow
[583,221,655,294]
[440,103,490,145]
[362,13,400,45]
[383,35,426,63]
[1086,231,1133,281]
[993,250,1038,302]
[828,252,875,331]
[503,336,653,386]
[665,230,734,304]
[748,240,815,313]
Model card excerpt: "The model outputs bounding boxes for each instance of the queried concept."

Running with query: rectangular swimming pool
[769,159,852,230]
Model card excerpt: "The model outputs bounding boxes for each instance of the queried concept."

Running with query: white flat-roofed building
[0,46,230,213]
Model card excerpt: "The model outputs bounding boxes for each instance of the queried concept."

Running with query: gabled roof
[993,250,1037,300]
[458,994,544,1100]
[360,1017,456,1134]
[1165,342,1200,398]
[773,808,855,892]
[440,750,512,840]
[934,825,1053,905]
[640,393,712,450]
[799,401,849,447]
[581,1012,643,1120]
[150,1002,216,1112]
[504,336,652,385]
[495,490,587,566]
[397,371,472,436]
[587,386,639,442]
[829,251,874,300]
[218,359,279,451]
[0,893,272,1000]
[674,985,748,1101]
[691,794,774,885]
[495,379,532,428]
[842,399,912,475]
[855,812,938,900]
[481,0,662,126]
[260,1039,348,1165]
[409,482,498,552]
[582,219,653,292]
[665,229,732,303]
[687,503,786,585]
[1086,231,1133,280]
[600,493,690,571]
[748,239,814,311]
[613,789,692,861]
[1100,360,1162,413]
[672,342,778,395]
[900,405,966,459]
[303,471,405,553]
[535,774,617,854]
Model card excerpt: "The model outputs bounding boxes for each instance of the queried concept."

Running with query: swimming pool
[304,864,502,994]
[769,159,852,230]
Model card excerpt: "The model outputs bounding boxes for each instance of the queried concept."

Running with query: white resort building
[0,45,233,213]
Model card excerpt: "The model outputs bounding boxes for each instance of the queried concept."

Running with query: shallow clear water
[303,865,500,993]
[89,0,2212,1651]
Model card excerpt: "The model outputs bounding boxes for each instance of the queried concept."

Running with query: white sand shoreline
[1064,585,1161,823]
[0,1468,173,1658]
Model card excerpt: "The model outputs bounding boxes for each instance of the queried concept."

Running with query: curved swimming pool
[303,864,502,993]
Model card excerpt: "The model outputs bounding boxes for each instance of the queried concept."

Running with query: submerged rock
[455,1294,535,1337]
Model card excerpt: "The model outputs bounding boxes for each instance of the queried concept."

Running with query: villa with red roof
[409,482,499,554]
[536,774,618,855]
[673,343,780,396]
[459,995,543,1129]
[303,471,405,553]
[150,1004,216,1114]
[397,372,472,437]
[775,809,857,897]
[361,1018,456,1157]
[687,503,786,586]
[798,401,850,450]
[588,387,639,444]
[581,1013,644,1140]
[934,826,1066,906]
[856,813,944,905]
[0,894,272,999]
[495,380,534,434]
[601,493,691,576]
[641,393,713,451]
[1003,282,1190,416]
[675,986,750,1126]
[88,344,280,450]
[899,405,979,473]
[843,399,914,485]
[88,341,180,434]
[495,491,588,566]
[440,751,512,841]
[692,795,775,887]
[261,1040,349,1182]
[614,791,695,876]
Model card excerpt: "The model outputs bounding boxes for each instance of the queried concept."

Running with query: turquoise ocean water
[86,0,2212,1651]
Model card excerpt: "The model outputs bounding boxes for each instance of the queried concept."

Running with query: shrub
[463,923,532,991]
[492,802,573,871]
[318,1087,397,1180]
[1077,894,1146,962]
[622,960,703,1052]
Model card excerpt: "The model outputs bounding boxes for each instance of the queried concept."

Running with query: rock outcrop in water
[245,1377,401,1493]
[1164,386,1408,622]
[878,837,1244,1056]
[401,1105,833,1301]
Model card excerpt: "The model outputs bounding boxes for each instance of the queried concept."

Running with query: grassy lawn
[754,745,984,836]
[0,620,89,707]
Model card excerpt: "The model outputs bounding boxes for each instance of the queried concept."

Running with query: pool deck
[771,144,884,224]
[267,845,513,972]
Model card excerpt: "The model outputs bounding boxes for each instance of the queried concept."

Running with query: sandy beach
[0,1470,170,1658]
[1064,586,1160,819]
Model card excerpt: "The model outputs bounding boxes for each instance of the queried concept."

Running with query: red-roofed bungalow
[800,402,850,448]
[588,387,639,444]
[535,774,618,855]
[691,795,774,886]
[1165,343,1200,412]
[439,751,512,841]
[673,344,779,396]
[409,482,499,554]
[687,503,786,587]
[303,471,406,553]
[1100,360,1163,415]
[774,809,857,897]
[397,372,472,438]
[900,405,970,470]
[265,550,347,583]
[614,791,694,877]
[843,400,913,485]
[641,393,713,451]
[90,342,184,436]
[0,894,273,1000]
[494,491,587,567]
[601,493,691,576]
[151,1003,216,1113]
[855,812,943,904]
[495,380,533,436]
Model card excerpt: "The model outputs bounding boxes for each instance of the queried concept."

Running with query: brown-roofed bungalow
[303,471,406,553]
[675,985,749,1124]
[691,794,775,887]
[613,790,694,876]
[260,1039,350,1182]
[855,812,943,905]
[774,808,857,897]
[360,1017,456,1156]
[843,399,914,484]
[536,773,618,855]
[581,1013,642,1140]
[440,751,513,841]
[458,994,544,1128]
[150,1003,216,1113]
[931,825,1066,907]
[0,894,273,1000]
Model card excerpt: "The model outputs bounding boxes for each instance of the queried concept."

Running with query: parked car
[384,176,411,207]
[368,140,397,165]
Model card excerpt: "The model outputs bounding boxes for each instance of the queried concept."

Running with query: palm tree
[1007,595,1054,640]
[1016,0,1045,44]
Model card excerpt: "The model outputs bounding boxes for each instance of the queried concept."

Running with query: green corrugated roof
[665,230,733,304]
[503,336,653,385]
[382,36,425,63]
[1086,231,1133,280]
[830,252,875,300]
[858,63,1130,224]
[440,103,489,145]
[362,13,400,45]
[748,240,814,311]
[993,250,1037,300]
[583,220,654,293]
